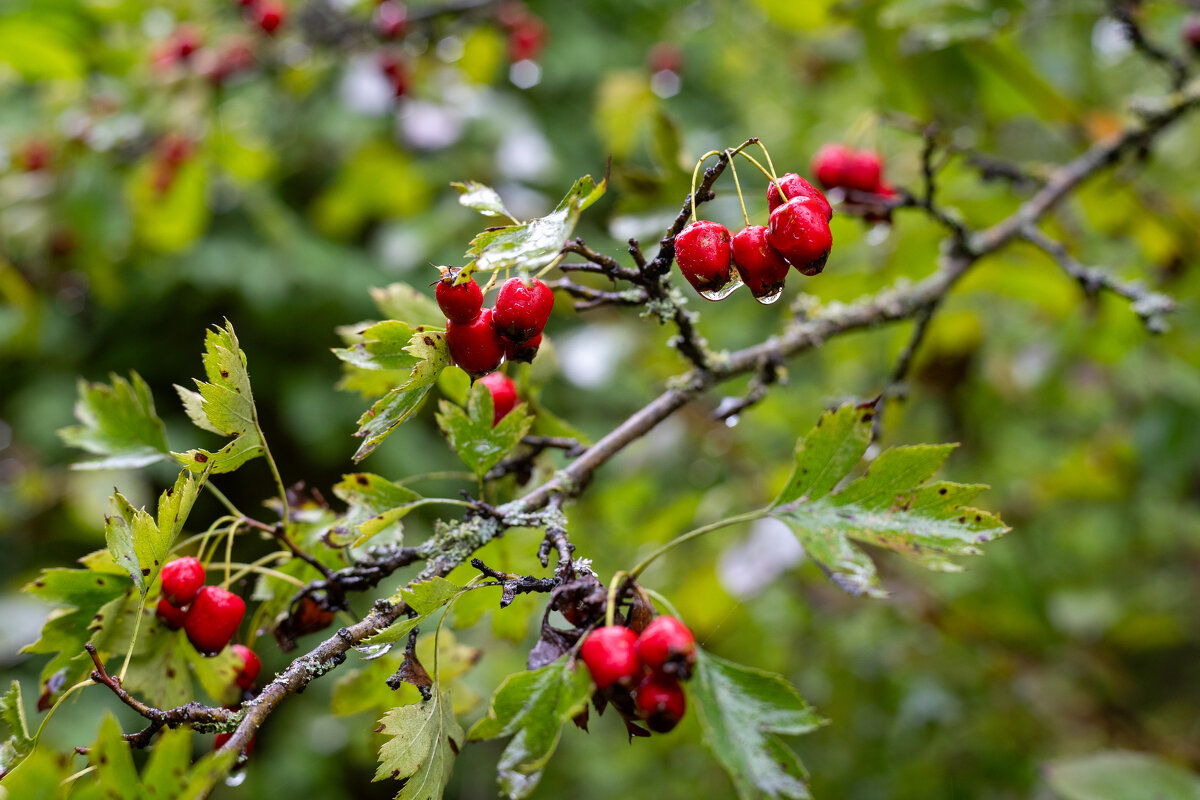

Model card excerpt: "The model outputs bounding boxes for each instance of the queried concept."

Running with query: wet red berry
[768,197,833,277]
[501,332,540,364]
[635,616,697,678]
[231,644,261,689]
[377,51,410,97]
[161,556,205,606]
[254,0,286,34]
[435,270,483,324]
[493,277,553,343]
[767,173,832,221]
[675,220,732,296]
[844,149,884,193]
[507,14,546,62]
[1186,15,1200,51]
[156,597,188,630]
[580,626,641,690]
[375,1,407,39]
[478,372,518,425]
[731,226,790,299]
[446,307,505,377]
[635,673,686,733]
[19,140,51,172]
[184,586,246,656]
[811,144,856,190]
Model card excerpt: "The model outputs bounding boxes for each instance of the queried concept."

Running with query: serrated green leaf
[333,321,424,372]
[328,473,423,547]
[435,383,533,478]
[172,321,265,474]
[467,655,592,799]
[362,578,465,646]
[0,682,32,778]
[464,174,606,275]
[769,404,1009,597]
[370,284,445,328]
[374,690,464,800]
[140,728,194,799]
[103,472,200,598]
[177,748,239,800]
[1045,751,1200,800]
[451,181,516,221]
[90,714,140,798]
[691,649,826,800]
[351,330,452,462]
[58,372,170,471]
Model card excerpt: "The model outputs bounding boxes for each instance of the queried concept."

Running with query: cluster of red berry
[151,22,257,86]
[495,1,547,63]
[811,143,897,222]
[234,0,287,35]
[676,170,833,303]
[436,268,553,379]
[155,556,247,656]
[580,616,696,733]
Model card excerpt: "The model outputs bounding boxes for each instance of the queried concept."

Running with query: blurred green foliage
[2,0,1199,798]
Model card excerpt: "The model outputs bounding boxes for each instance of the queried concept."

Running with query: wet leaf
[435,382,532,478]
[374,690,464,800]
[452,181,515,221]
[58,372,170,470]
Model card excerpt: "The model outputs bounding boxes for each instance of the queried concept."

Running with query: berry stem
[205,483,244,518]
[226,553,303,586]
[605,570,628,628]
[628,507,768,580]
[639,586,685,621]
[737,151,785,205]
[726,152,751,228]
[688,150,722,223]
[116,596,147,682]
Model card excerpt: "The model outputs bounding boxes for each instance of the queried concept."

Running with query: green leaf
[374,690,464,800]
[467,655,592,799]
[464,174,606,275]
[352,329,452,462]
[172,321,265,474]
[58,373,170,470]
[691,649,826,800]
[1045,751,1200,800]
[103,471,200,598]
[0,682,33,779]
[89,714,140,798]
[140,728,194,799]
[0,16,85,79]
[363,578,464,646]
[333,321,426,372]
[769,404,1009,598]
[370,284,446,328]
[435,383,533,478]
[328,472,422,547]
[451,181,516,221]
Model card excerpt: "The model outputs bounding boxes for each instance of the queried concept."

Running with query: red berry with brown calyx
[161,556,205,606]
[675,220,732,296]
[184,586,246,656]
[768,197,833,277]
[446,307,506,377]
[1183,15,1200,52]
[231,644,261,689]
[635,616,697,678]
[731,226,790,299]
[493,277,554,343]
[635,673,686,733]
[435,269,483,323]
[254,0,286,34]
[580,626,641,690]
[811,143,855,190]
[375,0,407,39]
[156,597,188,630]
[767,173,832,221]
[501,332,540,364]
[844,149,884,193]
[478,372,518,425]
[865,181,899,224]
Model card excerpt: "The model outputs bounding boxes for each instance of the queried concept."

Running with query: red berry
[446,307,506,377]
[501,332,540,364]
[478,372,518,425]
[1184,15,1200,51]
[635,616,697,678]
[377,51,410,97]
[767,173,832,221]
[635,673,686,733]
[215,732,255,755]
[768,197,833,277]
[507,15,545,62]
[493,277,554,343]
[19,140,51,172]
[580,626,641,690]
[160,556,205,606]
[231,644,261,689]
[811,144,856,190]
[435,270,483,323]
[375,1,407,39]
[184,586,246,656]
[254,0,286,34]
[843,149,884,193]
[731,226,790,299]
[647,42,683,74]
[865,181,899,224]
[675,220,732,296]
[156,597,188,630]
[173,25,202,60]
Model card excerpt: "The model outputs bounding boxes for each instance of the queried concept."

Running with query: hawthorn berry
[1184,14,1200,52]
[811,143,856,190]
[768,196,833,277]
[635,673,686,733]
[478,372,518,425]
[731,225,790,299]
[844,149,884,193]
[435,269,484,324]
[635,616,697,678]
[377,51,410,97]
[768,173,832,221]
[160,556,205,606]
[507,14,546,62]
[156,597,188,630]
[231,644,262,689]
[172,25,202,61]
[185,586,246,656]
[675,220,732,295]
[446,307,506,377]
[580,626,641,689]
[864,181,899,224]
[501,332,540,364]
[19,140,51,172]
[493,277,554,343]
[254,0,286,34]
[374,0,407,39]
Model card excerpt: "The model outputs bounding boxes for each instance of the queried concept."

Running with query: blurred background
[2,0,1199,797]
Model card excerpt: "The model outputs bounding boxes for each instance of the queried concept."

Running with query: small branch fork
[1108,0,1191,91]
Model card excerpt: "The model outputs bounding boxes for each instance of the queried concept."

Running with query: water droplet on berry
[752,287,783,305]
[699,275,742,302]
[225,771,247,787]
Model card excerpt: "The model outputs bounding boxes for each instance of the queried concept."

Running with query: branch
[1108,1,1191,90]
